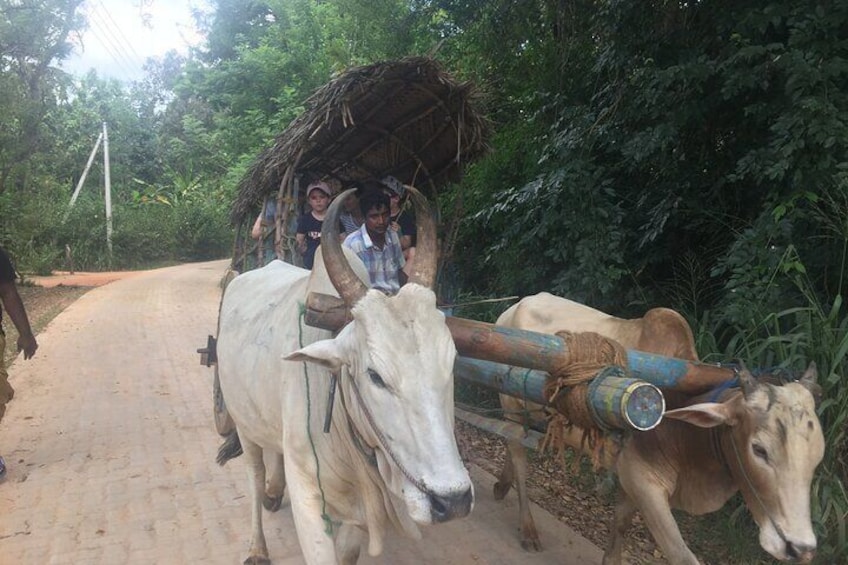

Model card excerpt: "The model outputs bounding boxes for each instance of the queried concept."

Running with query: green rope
[298,302,334,536]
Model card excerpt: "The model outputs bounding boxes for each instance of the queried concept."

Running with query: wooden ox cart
[205,56,741,446]
[200,56,826,565]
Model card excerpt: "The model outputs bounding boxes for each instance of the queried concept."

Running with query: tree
[0,0,84,194]
[452,0,848,316]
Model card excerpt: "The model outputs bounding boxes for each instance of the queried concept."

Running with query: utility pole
[64,131,104,222]
[103,122,113,264]
[65,123,115,265]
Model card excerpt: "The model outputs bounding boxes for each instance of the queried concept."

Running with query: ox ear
[798,361,822,405]
[284,339,344,371]
[664,402,736,428]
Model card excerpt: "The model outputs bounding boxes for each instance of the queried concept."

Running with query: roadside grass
[680,502,771,565]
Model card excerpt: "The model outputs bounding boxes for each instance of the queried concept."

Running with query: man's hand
[17,333,37,360]
[0,280,37,360]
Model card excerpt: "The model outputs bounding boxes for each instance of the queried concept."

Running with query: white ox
[216,188,473,565]
[495,292,824,565]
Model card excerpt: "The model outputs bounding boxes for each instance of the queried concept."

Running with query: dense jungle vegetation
[1,1,846,561]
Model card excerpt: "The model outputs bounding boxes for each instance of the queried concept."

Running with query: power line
[88,3,144,74]
[95,0,146,67]
[84,20,138,81]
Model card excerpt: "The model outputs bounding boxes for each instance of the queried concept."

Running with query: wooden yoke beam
[304,292,736,395]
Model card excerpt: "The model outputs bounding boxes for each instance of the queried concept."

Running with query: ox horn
[736,361,759,398]
[321,188,369,306]
[404,185,437,288]
[798,361,822,405]
[799,361,818,387]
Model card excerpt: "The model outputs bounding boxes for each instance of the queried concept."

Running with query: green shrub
[110,205,178,268]
[10,180,234,271]
[173,200,232,261]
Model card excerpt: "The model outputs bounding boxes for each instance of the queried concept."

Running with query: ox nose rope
[710,377,792,551]
[726,422,791,550]
[323,373,337,433]
[335,370,379,468]
[346,369,436,497]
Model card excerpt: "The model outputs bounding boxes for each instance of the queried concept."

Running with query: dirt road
[0,260,602,564]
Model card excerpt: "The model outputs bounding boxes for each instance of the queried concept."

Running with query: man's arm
[0,281,37,359]
[250,212,264,240]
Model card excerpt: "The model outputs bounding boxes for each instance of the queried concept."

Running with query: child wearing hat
[296,180,331,269]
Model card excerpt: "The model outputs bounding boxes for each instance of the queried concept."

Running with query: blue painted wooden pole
[453,357,664,431]
[454,357,548,404]
[304,293,735,394]
[445,317,735,394]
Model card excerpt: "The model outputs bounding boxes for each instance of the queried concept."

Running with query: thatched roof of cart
[231,57,490,224]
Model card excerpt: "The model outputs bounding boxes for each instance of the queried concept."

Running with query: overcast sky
[60,0,209,83]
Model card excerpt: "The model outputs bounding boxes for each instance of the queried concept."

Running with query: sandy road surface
[27,270,147,288]
[0,260,601,564]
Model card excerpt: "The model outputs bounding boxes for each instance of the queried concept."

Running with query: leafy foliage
[0,0,84,194]
[454,1,848,313]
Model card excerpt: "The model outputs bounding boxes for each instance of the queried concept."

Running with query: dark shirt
[0,247,16,327]
[392,209,417,247]
[296,212,323,270]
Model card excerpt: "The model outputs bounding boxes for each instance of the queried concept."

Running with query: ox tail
[213,367,236,436]
[216,429,243,466]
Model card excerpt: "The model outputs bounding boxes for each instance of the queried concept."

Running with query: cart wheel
[213,365,235,436]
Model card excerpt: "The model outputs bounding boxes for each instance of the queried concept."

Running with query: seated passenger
[343,184,407,294]
[296,180,331,270]
[250,197,277,266]
[381,175,416,275]
[338,187,364,238]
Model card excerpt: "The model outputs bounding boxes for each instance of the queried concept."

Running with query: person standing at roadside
[0,246,38,478]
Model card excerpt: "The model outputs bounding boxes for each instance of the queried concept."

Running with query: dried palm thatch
[230,56,490,224]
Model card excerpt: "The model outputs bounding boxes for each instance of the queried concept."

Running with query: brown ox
[495,292,824,565]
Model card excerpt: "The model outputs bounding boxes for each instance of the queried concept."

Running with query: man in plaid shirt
[343,185,407,294]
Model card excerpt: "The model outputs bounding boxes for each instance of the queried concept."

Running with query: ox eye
[752,443,769,463]
[367,368,387,389]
